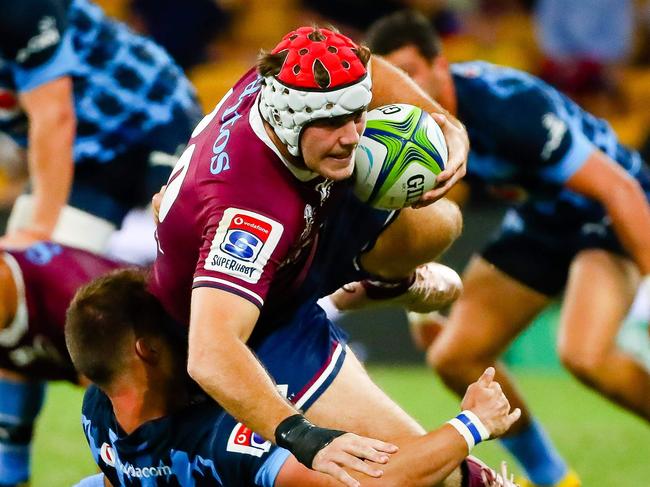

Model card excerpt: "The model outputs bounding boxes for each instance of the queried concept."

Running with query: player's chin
[323,155,355,180]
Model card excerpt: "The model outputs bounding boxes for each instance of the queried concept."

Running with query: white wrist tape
[447,410,491,451]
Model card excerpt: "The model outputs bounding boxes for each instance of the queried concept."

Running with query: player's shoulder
[4,242,64,267]
[187,68,266,171]
[0,0,68,67]
[7,242,120,272]
[452,61,551,102]
[454,62,565,137]
[162,399,228,456]
[168,395,268,459]
[189,68,263,147]
[186,69,307,218]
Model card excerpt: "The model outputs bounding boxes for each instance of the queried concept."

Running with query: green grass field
[32,367,649,486]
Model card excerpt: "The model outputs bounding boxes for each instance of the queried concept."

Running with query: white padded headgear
[258,26,372,156]
[259,74,372,156]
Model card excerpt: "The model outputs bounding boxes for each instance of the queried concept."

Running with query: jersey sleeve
[0,0,78,92]
[492,84,596,185]
[213,414,292,487]
[192,198,298,309]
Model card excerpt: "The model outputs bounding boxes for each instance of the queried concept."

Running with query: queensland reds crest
[226,423,272,457]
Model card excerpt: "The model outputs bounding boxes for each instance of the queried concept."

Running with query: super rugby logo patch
[205,208,283,283]
[221,214,272,261]
[226,423,272,457]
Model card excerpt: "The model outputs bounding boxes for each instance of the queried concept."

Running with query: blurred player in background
[150,23,480,486]
[0,242,124,486]
[356,10,650,487]
[104,207,158,265]
[67,268,519,487]
[0,0,201,252]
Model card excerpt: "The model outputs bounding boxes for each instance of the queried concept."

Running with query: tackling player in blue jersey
[65,268,519,487]
[353,10,650,487]
[0,0,201,250]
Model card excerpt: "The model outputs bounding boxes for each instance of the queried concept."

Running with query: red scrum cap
[259,26,373,156]
[273,26,368,89]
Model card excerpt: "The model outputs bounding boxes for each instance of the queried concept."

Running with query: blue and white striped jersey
[453,61,649,223]
[0,0,200,165]
[82,386,290,487]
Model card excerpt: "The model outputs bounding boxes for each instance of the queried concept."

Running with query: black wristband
[275,414,346,468]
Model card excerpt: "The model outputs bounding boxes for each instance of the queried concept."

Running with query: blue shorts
[252,303,348,412]
[246,188,394,409]
[481,205,625,296]
[250,188,395,410]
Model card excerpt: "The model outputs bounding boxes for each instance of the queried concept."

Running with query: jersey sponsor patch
[226,423,272,457]
[100,442,117,467]
[205,208,283,283]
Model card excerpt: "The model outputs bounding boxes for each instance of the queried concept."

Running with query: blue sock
[0,378,46,486]
[500,420,567,485]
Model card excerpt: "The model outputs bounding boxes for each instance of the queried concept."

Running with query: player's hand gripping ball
[354,104,448,209]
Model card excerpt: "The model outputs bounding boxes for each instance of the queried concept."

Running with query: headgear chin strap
[259,26,373,156]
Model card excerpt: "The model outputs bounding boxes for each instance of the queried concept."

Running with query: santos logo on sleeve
[205,208,283,283]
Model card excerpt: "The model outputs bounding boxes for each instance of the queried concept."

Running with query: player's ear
[134,337,161,364]
[433,55,449,70]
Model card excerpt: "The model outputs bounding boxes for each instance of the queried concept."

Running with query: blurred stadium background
[2,0,649,485]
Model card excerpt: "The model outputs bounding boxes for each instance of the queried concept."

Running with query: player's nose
[338,119,361,148]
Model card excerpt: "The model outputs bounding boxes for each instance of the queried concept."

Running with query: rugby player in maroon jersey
[148,24,520,487]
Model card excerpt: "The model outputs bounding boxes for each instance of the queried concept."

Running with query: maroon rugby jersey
[150,68,348,325]
[0,243,124,381]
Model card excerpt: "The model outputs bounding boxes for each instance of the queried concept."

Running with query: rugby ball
[354,104,447,209]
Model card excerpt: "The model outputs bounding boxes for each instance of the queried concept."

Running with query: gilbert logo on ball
[354,104,447,209]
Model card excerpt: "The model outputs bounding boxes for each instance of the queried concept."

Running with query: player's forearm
[566,150,650,274]
[369,56,463,130]
[21,79,76,238]
[26,112,75,236]
[277,426,467,487]
[604,179,650,275]
[189,288,298,441]
[187,329,297,442]
[353,425,468,486]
